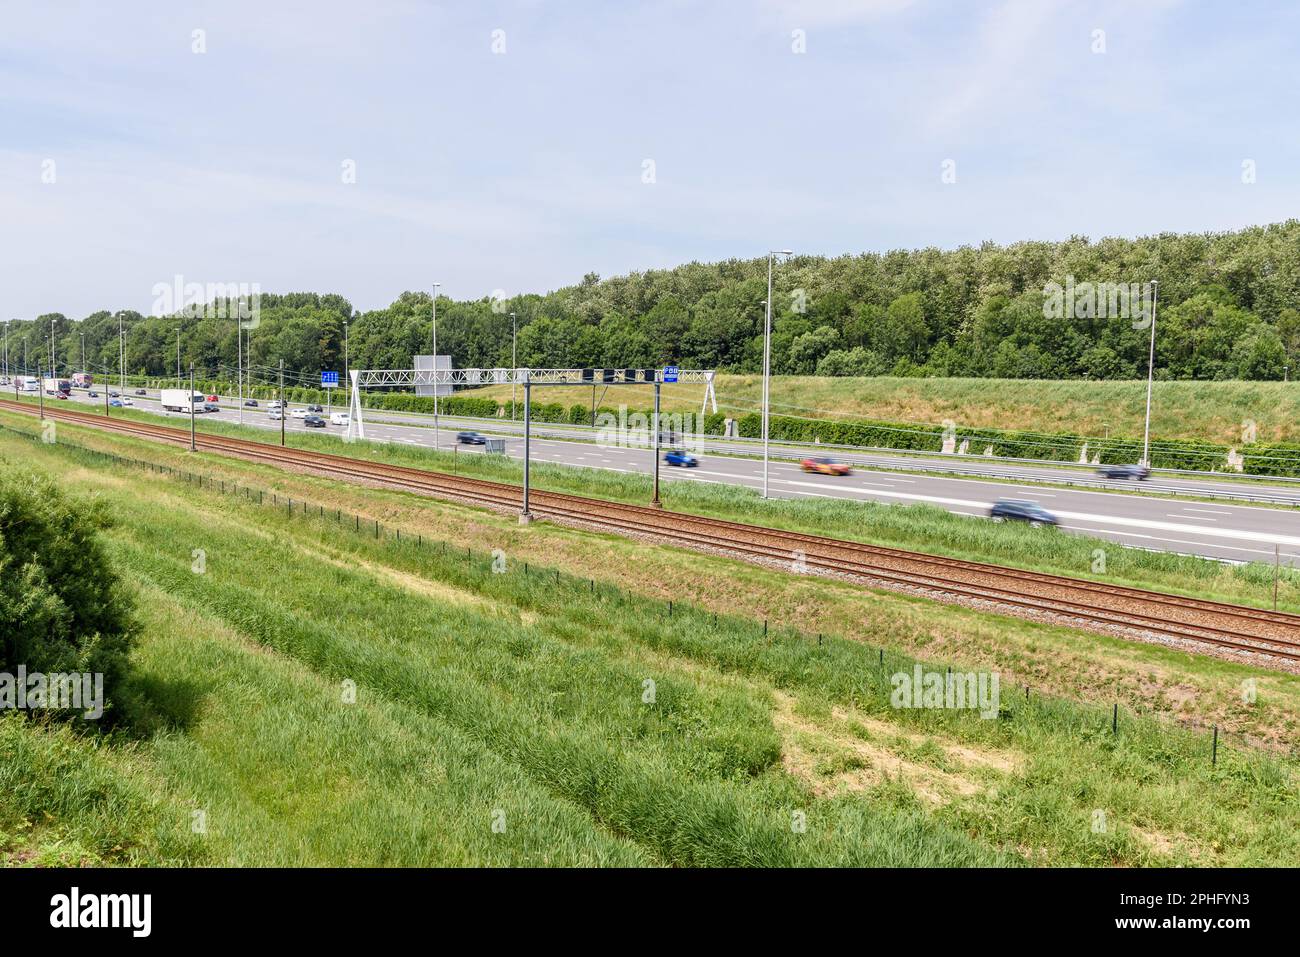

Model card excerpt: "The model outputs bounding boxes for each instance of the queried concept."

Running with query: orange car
[800,456,852,475]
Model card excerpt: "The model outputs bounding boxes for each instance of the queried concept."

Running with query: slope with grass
[2,427,1298,866]
[457,375,1300,446]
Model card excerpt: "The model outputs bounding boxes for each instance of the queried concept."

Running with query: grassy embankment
[458,375,1300,446]
[1,425,1298,867]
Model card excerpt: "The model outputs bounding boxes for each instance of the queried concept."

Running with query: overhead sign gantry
[345,367,718,520]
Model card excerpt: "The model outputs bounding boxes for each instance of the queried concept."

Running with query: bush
[0,471,135,723]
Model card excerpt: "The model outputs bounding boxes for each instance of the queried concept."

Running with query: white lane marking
[1179,507,1234,515]
[1169,513,1216,521]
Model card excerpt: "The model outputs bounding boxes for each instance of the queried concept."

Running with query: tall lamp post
[431,282,441,449]
[79,333,85,374]
[342,318,350,411]
[117,311,126,392]
[762,249,794,498]
[175,327,182,385]
[1141,279,1159,467]
[510,312,518,420]
[2,321,8,381]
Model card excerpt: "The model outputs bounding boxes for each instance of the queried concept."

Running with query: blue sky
[2,0,1297,318]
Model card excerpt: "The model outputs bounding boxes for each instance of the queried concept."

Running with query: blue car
[663,449,698,467]
[989,499,1058,527]
[109,399,124,407]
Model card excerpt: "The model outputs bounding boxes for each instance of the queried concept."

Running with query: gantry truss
[355,368,716,388]
[345,367,717,444]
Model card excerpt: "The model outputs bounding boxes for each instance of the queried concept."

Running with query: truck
[72,372,93,389]
[43,377,72,396]
[160,388,205,413]
[15,376,40,393]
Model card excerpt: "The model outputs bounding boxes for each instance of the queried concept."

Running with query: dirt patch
[772,692,1004,806]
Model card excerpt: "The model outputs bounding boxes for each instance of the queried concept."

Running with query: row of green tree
[6,220,1300,385]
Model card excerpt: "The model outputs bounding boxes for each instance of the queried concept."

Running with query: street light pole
[279,359,286,447]
[176,327,181,385]
[189,362,196,452]
[118,312,125,392]
[1141,279,1159,467]
[432,282,441,450]
[79,333,84,373]
[238,319,244,425]
[510,312,518,420]
[762,249,793,498]
[343,319,350,410]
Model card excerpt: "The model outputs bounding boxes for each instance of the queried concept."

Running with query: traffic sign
[321,371,339,388]
[663,366,679,383]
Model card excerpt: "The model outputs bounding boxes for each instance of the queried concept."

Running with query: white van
[330,412,350,426]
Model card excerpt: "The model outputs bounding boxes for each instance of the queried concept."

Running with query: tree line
[6,220,1300,386]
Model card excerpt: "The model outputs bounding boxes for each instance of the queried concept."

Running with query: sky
[2,0,1298,319]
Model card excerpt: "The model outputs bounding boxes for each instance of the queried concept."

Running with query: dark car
[244,399,258,407]
[303,414,326,428]
[202,402,220,413]
[134,389,146,395]
[663,448,698,467]
[1097,463,1151,481]
[989,499,1059,527]
[307,404,324,413]
[457,431,487,445]
[109,389,120,397]
[88,390,98,398]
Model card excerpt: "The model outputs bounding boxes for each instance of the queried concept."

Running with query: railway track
[6,398,1300,663]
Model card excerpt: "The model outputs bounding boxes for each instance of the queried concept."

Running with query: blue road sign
[663,366,679,383]
[321,371,339,388]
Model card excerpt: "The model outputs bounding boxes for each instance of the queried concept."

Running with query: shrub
[0,470,135,723]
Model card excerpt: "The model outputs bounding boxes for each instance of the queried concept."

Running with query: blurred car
[663,448,698,467]
[289,408,308,419]
[457,431,487,445]
[202,402,219,412]
[55,392,69,400]
[108,389,120,397]
[1097,463,1151,481]
[88,390,98,398]
[303,414,326,428]
[989,499,1059,527]
[119,397,133,406]
[134,389,146,396]
[244,399,259,407]
[306,404,323,413]
[109,399,124,408]
[800,456,852,476]
[268,400,283,411]
[206,394,219,402]
[268,409,283,420]
[330,412,350,426]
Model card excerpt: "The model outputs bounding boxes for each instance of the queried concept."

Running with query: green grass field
[457,375,1300,445]
[2,424,1298,867]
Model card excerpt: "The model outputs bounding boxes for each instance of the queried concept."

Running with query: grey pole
[279,359,285,447]
[238,319,244,425]
[521,372,532,522]
[510,312,518,421]
[118,312,125,392]
[432,282,441,450]
[761,249,792,498]
[652,378,662,507]
[176,328,181,385]
[189,362,196,452]
[1141,280,1159,466]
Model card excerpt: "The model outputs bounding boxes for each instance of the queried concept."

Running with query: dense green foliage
[0,470,135,720]
[10,220,1300,385]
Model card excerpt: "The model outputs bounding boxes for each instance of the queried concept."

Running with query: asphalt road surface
[44,387,1300,565]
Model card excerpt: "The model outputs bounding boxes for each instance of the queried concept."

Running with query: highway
[37,385,1300,566]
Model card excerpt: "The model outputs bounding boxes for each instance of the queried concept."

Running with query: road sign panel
[321,371,339,388]
[663,366,679,383]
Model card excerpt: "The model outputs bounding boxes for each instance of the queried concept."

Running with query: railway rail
[5,397,1300,664]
